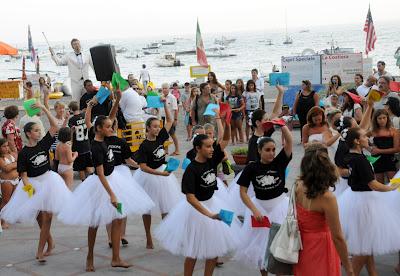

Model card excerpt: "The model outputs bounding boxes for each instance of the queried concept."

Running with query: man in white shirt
[374,76,400,110]
[49,38,94,101]
[119,86,147,124]
[356,75,377,97]
[251,68,264,93]
[139,64,150,92]
[373,61,393,80]
[161,83,180,155]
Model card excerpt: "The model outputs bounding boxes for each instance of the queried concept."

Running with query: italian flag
[196,19,208,66]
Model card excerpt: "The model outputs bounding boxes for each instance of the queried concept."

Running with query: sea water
[0,21,399,86]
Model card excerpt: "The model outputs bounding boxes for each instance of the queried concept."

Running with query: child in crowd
[50,102,68,168]
[55,127,78,190]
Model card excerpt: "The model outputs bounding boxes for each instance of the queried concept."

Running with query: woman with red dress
[294,143,353,276]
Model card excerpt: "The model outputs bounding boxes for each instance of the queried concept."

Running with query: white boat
[159,40,176,46]
[143,49,159,55]
[142,43,161,50]
[124,50,142,59]
[155,53,184,67]
[214,36,236,46]
[206,49,236,58]
[319,38,354,54]
[266,39,273,46]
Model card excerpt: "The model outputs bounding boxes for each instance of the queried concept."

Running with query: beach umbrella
[0,41,18,55]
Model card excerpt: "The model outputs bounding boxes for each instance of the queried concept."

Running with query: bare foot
[171,151,180,156]
[146,242,154,249]
[86,257,95,272]
[36,255,46,264]
[111,260,132,268]
[44,241,55,256]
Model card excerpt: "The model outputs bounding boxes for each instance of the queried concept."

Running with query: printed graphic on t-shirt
[254,171,280,190]
[153,145,165,160]
[30,151,48,167]
[107,149,114,162]
[200,169,216,188]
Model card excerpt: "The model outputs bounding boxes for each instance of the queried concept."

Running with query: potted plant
[231,147,248,165]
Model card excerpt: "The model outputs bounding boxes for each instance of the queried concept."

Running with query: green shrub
[231,147,248,155]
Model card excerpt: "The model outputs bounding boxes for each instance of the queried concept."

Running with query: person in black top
[134,95,182,250]
[338,126,400,275]
[235,123,293,273]
[1,102,71,263]
[155,128,238,276]
[79,79,112,118]
[68,101,93,181]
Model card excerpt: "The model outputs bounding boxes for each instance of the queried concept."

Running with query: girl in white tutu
[234,124,292,275]
[339,126,400,275]
[134,98,181,249]
[1,102,70,263]
[155,130,239,276]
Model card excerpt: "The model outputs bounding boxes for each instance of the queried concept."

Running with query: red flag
[196,19,208,66]
[363,5,377,55]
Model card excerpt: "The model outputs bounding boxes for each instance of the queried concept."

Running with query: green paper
[366,155,380,164]
[117,202,122,214]
[23,98,40,117]
[111,72,129,91]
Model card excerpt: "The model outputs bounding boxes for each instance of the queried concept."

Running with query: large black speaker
[90,44,120,81]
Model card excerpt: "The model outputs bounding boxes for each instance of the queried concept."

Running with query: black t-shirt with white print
[105,136,132,166]
[344,152,374,192]
[68,113,91,154]
[238,149,292,200]
[182,143,225,201]
[18,132,55,177]
[91,140,115,176]
[137,128,169,169]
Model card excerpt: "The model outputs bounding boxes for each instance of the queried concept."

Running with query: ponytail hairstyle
[344,127,361,149]
[300,142,338,198]
[334,116,354,140]
[94,115,109,133]
[193,134,210,152]
[257,137,275,150]
[250,108,266,130]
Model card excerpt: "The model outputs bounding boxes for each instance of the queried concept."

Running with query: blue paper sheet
[96,87,111,104]
[269,73,290,86]
[203,103,219,116]
[182,158,191,170]
[165,157,180,172]
[219,209,234,226]
[147,96,164,108]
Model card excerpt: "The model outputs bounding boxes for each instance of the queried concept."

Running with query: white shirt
[254,77,264,93]
[19,114,46,146]
[243,91,262,110]
[373,71,393,80]
[119,88,147,122]
[140,69,150,82]
[342,103,362,117]
[161,93,178,118]
[356,84,371,97]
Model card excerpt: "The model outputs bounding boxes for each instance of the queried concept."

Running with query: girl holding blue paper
[1,102,71,263]
[133,96,182,249]
[155,123,238,276]
[234,123,292,274]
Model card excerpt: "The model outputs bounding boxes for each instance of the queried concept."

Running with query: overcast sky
[1,0,399,45]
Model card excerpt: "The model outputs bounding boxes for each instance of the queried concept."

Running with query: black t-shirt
[79,92,112,118]
[17,132,55,177]
[344,152,374,192]
[334,139,349,169]
[105,136,132,166]
[91,140,115,176]
[182,143,225,201]
[238,149,292,200]
[68,113,91,154]
[137,128,169,169]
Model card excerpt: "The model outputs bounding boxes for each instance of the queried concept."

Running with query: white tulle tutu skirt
[133,167,182,215]
[234,194,289,269]
[155,195,241,259]
[58,169,154,227]
[1,171,71,224]
[333,177,349,198]
[338,189,400,255]
[227,171,255,216]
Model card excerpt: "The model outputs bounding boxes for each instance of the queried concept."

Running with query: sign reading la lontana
[282,53,366,85]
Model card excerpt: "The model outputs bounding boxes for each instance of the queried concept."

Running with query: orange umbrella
[0,41,18,55]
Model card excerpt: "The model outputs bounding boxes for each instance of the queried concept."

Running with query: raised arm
[35,102,59,136]
[281,125,292,157]
[109,89,121,122]
[359,99,373,131]
[49,48,68,66]
[270,85,285,119]
[85,98,97,129]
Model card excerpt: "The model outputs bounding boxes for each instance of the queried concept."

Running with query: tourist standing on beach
[139,64,150,92]
[160,83,180,155]
[180,82,193,141]
[251,69,264,93]
[39,77,50,110]
[49,38,93,101]
[191,83,218,126]
[226,84,245,145]
[373,61,393,80]
[2,105,23,153]
[292,80,319,141]
[207,72,225,94]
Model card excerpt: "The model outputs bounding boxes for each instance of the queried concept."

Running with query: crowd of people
[2,39,400,275]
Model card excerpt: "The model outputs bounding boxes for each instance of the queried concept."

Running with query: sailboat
[283,10,293,45]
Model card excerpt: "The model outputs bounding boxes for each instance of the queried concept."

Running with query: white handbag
[269,182,302,264]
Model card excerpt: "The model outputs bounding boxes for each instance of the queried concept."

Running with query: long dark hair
[207,72,218,84]
[246,79,256,92]
[341,93,355,113]
[386,97,400,117]
[300,143,338,198]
